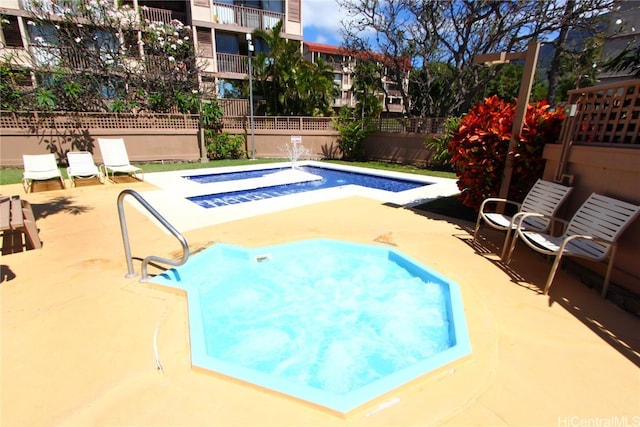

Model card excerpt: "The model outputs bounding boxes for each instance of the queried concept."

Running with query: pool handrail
[117,189,190,282]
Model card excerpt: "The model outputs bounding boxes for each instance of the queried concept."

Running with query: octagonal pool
[150,239,471,414]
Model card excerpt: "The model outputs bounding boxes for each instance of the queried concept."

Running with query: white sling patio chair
[505,193,640,298]
[22,154,66,193]
[473,179,573,259]
[66,151,105,187]
[97,138,144,182]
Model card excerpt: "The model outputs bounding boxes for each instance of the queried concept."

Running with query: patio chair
[97,138,144,182]
[22,154,66,193]
[66,151,105,187]
[473,179,573,259]
[505,193,640,298]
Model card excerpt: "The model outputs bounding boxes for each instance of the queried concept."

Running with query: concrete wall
[0,128,201,166]
[543,144,640,296]
[363,133,433,167]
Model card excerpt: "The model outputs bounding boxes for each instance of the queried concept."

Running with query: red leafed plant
[449,95,565,211]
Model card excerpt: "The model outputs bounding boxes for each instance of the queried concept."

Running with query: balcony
[139,5,187,24]
[212,2,284,31]
[216,53,249,75]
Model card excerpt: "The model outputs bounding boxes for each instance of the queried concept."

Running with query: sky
[302,0,347,46]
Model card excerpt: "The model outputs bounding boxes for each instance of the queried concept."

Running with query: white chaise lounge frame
[66,151,105,187]
[97,138,144,182]
[505,193,640,297]
[22,154,66,193]
[473,179,573,259]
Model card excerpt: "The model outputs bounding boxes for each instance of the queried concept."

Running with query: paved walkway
[1,177,638,426]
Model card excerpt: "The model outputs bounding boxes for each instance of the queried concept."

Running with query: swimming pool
[150,239,471,414]
[187,166,425,208]
[140,161,460,231]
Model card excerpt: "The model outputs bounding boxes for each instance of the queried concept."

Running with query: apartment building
[303,41,411,115]
[597,0,640,85]
[0,0,302,107]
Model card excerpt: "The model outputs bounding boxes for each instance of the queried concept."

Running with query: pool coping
[138,161,460,232]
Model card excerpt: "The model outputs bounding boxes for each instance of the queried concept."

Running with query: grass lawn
[1,158,475,221]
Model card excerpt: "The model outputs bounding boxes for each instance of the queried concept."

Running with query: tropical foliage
[449,95,565,210]
[0,0,212,114]
[252,21,337,116]
[333,106,376,160]
[206,131,246,160]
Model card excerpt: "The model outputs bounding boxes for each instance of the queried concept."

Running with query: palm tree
[252,21,337,116]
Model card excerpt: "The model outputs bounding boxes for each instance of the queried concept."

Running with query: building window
[2,16,24,48]
[215,32,240,54]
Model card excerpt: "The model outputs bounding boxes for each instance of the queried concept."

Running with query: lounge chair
[66,151,105,187]
[473,179,573,259]
[97,138,144,182]
[505,193,640,297]
[22,154,65,193]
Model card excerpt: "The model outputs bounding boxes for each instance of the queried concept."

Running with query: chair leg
[601,245,617,298]
[500,230,513,261]
[472,215,483,242]
[505,231,520,264]
[543,253,564,295]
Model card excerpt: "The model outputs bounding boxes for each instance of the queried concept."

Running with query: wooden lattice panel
[566,80,640,146]
[0,112,199,130]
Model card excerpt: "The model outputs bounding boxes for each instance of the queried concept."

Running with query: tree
[252,21,337,116]
[338,0,618,115]
[603,45,640,78]
[352,59,383,119]
[545,0,614,106]
[1,0,211,113]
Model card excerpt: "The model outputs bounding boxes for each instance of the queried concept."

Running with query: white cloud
[303,0,346,44]
[303,0,344,30]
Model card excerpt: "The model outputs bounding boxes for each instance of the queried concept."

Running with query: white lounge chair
[97,138,144,182]
[473,179,573,259]
[22,154,65,193]
[66,151,105,187]
[505,193,640,297]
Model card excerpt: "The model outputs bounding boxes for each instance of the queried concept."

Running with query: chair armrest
[479,197,522,213]
[561,234,614,247]
[512,211,569,235]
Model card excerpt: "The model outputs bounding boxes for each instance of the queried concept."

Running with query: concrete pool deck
[1,176,639,426]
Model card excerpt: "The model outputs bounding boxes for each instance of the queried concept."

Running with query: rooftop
[1,176,638,425]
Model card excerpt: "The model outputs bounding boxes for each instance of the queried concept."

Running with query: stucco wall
[0,128,201,166]
[543,144,640,296]
[363,133,433,167]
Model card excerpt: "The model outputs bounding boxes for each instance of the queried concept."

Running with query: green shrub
[206,131,246,160]
[333,106,375,161]
[449,95,565,211]
[425,116,460,170]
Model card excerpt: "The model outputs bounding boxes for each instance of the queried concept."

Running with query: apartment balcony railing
[139,5,187,24]
[30,45,104,70]
[220,99,249,116]
[212,2,284,31]
[216,53,249,74]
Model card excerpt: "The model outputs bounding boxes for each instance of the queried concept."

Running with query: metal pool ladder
[117,189,189,282]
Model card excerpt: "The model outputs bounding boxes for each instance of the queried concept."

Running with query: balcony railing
[139,6,187,24]
[30,45,109,71]
[212,2,284,31]
[216,53,248,74]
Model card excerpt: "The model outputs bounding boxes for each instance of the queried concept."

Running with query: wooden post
[498,41,540,199]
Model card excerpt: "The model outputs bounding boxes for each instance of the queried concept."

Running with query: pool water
[151,239,471,414]
[186,166,426,208]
